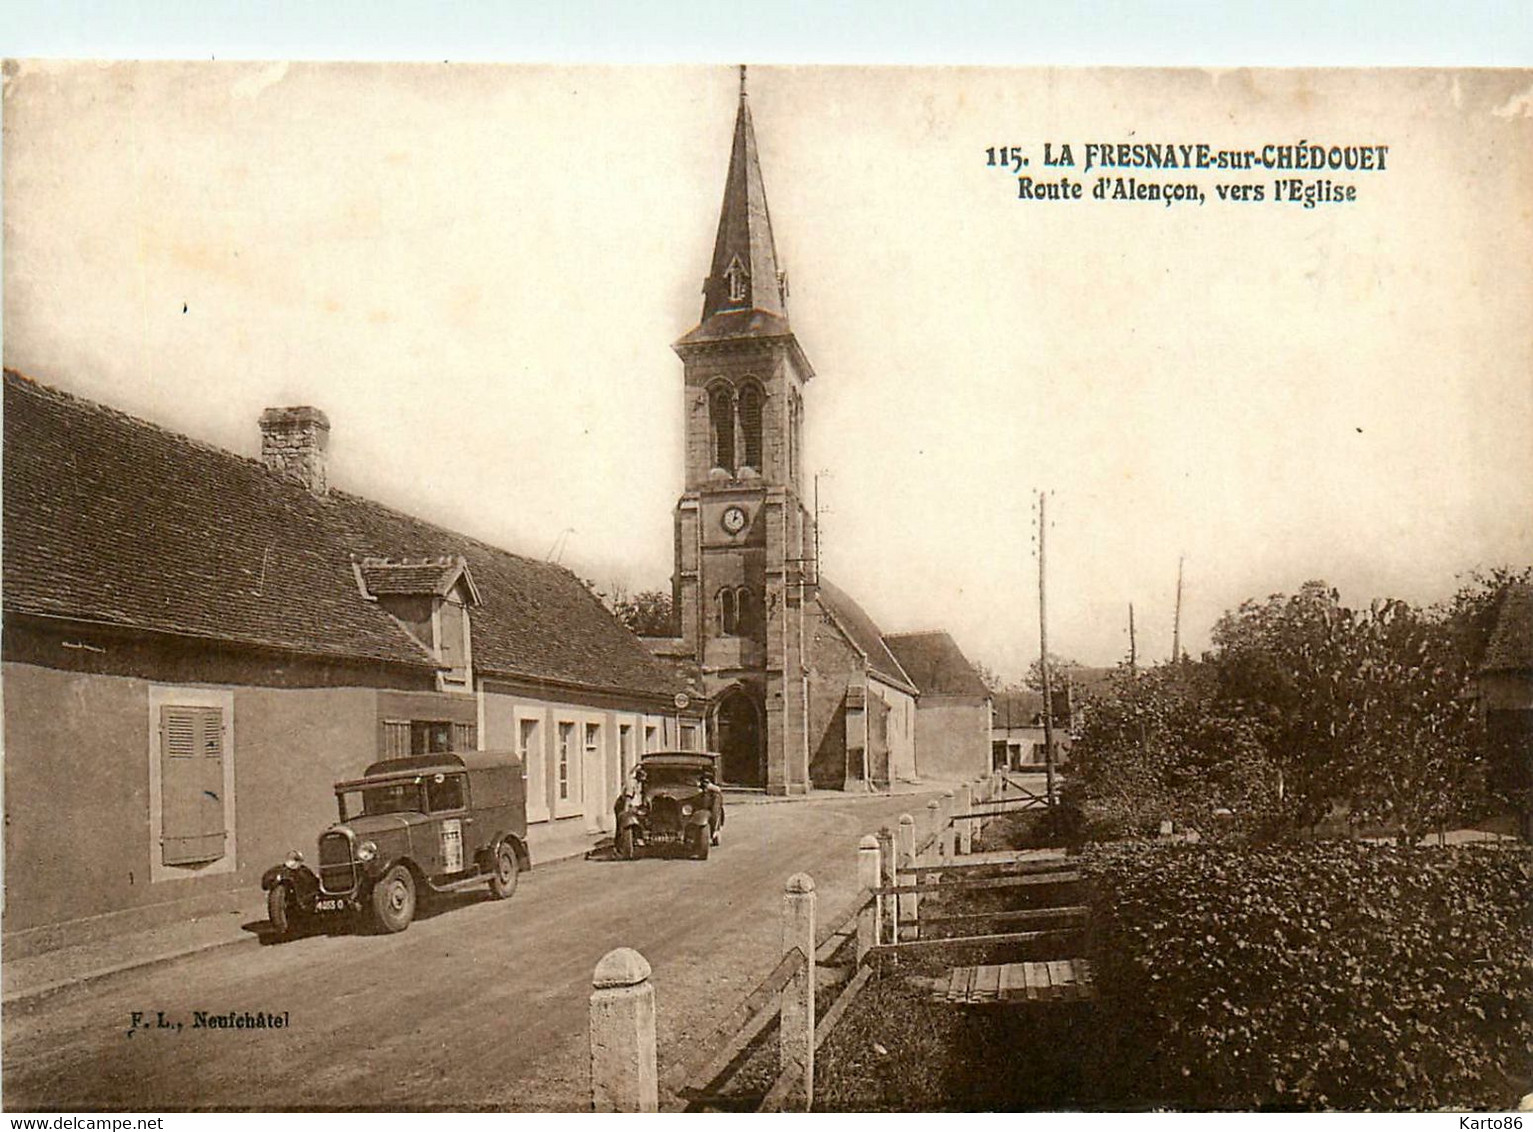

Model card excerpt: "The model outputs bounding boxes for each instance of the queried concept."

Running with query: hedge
[1083,841,1533,1110]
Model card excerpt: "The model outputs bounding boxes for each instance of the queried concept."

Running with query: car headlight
[356,840,378,862]
[284,849,305,869]
[681,804,694,817]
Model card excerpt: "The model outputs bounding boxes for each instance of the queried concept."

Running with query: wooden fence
[589,771,1018,1112]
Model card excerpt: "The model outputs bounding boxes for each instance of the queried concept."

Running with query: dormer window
[724,256,749,304]
[357,556,481,690]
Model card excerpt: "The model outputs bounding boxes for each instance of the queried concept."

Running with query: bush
[1062,662,1281,844]
[1082,841,1533,1110]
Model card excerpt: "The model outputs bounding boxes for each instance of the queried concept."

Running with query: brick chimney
[259,406,330,495]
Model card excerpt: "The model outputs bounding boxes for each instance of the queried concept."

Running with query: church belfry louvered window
[710,385,736,472]
[740,383,763,472]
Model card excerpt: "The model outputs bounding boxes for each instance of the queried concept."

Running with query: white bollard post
[780,873,817,1112]
[589,947,658,1113]
[858,834,882,961]
[925,799,941,862]
[898,813,918,937]
[956,782,973,855]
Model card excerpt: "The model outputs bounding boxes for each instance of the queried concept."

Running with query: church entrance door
[715,688,764,788]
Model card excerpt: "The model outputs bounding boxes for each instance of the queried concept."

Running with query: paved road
[3,790,933,1111]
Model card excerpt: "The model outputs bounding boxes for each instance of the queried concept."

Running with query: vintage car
[261,749,529,938]
[613,751,725,860]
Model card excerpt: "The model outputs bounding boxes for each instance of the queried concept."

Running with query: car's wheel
[488,842,519,899]
[615,827,635,860]
[371,864,416,933]
[688,825,710,861]
[267,884,295,939]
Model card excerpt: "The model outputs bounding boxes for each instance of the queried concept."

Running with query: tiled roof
[1483,582,1533,673]
[3,370,686,700]
[815,579,916,693]
[884,630,990,698]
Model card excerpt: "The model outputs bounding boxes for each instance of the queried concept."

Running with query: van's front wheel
[371,865,416,933]
[267,884,296,940]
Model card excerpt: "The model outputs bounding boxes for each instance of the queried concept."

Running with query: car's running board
[429,874,491,894]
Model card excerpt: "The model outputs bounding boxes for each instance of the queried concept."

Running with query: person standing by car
[698,768,724,845]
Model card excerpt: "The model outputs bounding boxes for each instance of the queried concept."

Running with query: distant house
[991,689,1062,771]
[989,665,1116,771]
[884,631,992,782]
[2,371,703,935]
[1479,581,1533,839]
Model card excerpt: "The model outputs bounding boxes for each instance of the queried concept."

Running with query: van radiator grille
[318,831,356,893]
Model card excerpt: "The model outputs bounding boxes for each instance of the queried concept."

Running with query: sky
[5,58,1532,681]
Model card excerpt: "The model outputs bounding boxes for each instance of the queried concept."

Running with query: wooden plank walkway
[933,958,1096,1004]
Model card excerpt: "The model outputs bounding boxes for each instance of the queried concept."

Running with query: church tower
[673,69,815,793]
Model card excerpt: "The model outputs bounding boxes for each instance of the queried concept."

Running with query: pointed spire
[701,66,787,326]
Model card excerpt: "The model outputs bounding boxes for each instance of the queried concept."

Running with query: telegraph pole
[1128,602,1137,674]
[1037,491,1056,807]
[1172,555,1185,665]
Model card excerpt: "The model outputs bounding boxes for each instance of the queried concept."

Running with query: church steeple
[701,65,787,326]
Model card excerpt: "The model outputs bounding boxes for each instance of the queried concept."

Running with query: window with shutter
[159,704,228,866]
[383,720,411,758]
[452,722,477,752]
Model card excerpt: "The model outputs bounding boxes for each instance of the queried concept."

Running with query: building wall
[480,681,691,859]
[2,659,377,933]
[992,723,1071,769]
[870,678,917,783]
[806,613,863,789]
[914,694,992,782]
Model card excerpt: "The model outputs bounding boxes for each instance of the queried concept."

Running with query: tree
[1210,582,1487,842]
[1438,566,1533,832]
[1025,652,1081,692]
[972,660,1004,695]
[1342,599,1481,843]
[611,589,675,637]
[1069,579,1496,845]
[1062,659,1278,842]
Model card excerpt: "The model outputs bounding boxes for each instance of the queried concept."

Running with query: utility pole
[1128,602,1137,674]
[1038,491,1056,807]
[812,473,822,587]
[1172,555,1185,665]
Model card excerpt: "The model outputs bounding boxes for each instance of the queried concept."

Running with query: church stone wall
[806,619,862,789]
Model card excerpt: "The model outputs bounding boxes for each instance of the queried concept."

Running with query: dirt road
[3,790,932,1111]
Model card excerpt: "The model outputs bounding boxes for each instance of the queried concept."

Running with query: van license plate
[314,898,347,913]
